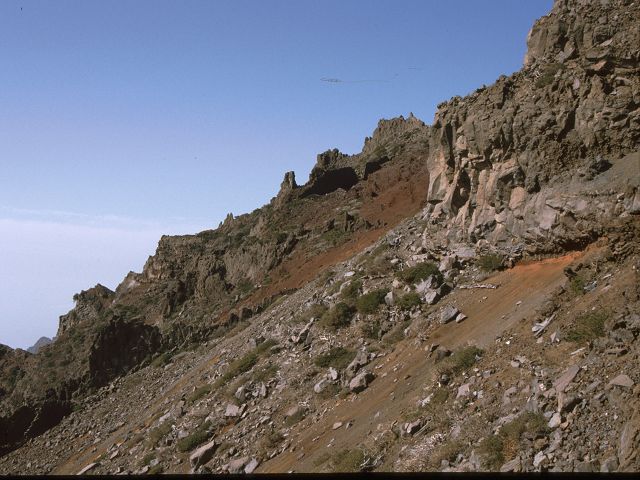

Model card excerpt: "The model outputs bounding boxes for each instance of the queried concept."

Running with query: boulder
[349,371,375,393]
[224,403,241,417]
[244,458,260,474]
[440,305,460,324]
[345,350,370,379]
[226,456,249,474]
[553,364,581,393]
[608,374,634,389]
[189,439,218,468]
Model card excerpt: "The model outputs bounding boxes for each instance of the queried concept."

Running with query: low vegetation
[355,289,388,314]
[437,346,484,376]
[340,279,363,303]
[146,421,173,448]
[214,339,278,387]
[481,412,548,469]
[330,448,366,472]
[397,261,442,284]
[176,421,213,452]
[566,310,607,343]
[314,347,356,370]
[396,292,422,310]
[477,253,504,272]
[319,302,356,330]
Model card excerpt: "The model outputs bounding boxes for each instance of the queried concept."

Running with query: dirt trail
[259,252,581,473]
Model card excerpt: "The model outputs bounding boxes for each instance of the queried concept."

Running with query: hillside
[1,0,639,473]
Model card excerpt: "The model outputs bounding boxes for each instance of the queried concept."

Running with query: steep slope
[0,0,638,472]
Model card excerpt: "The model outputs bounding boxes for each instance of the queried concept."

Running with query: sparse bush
[331,448,366,472]
[568,275,586,296]
[397,292,422,310]
[314,347,356,370]
[360,319,382,340]
[397,262,442,284]
[254,338,278,355]
[431,440,464,467]
[187,384,212,405]
[253,364,278,382]
[151,351,173,368]
[382,320,411,345]
[236,277,254,296]
[176,421,212,452]
[147,464,163,475]
[319,302,355,330]
[341,279,362,303]
[481,412,548,469]
[147,421,173,447]
[566,310,607,343]
[356,289,388,315]
[321,228,350,247]
[296,303,328,324]
[215,352,258,387]
[477,253,504,272]
[438,346,483,376]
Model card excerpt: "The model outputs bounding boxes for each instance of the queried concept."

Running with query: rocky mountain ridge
[1,0,639,472]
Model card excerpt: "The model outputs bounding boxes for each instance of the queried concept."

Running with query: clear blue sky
[0,0,553,349]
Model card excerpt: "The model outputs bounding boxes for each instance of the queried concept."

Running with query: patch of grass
[356,289,388,315]
[382,320,411,346]
[319,302,355,331]
[477,253,504,272]
[331,448,366,472]
[294,303,328,324]
[147,421,173,448]
[566,310,607,343]
[568,275,586,296]
[253,363,278,382]
[254,338,278,355]
[431,440,464,467]
[147,464,163,475]
[321,228,350,247]
[340,279,362,303]
[360,318,381,340]
[481,412,548,469]
[397,262,442,284]
[396,292,422,311]
[236,277,254,296]
[176,421,213,452]
[437,346,483,377]
[151,351,173,368]
[314,347,356,370]
[142,452,156,466]
[214,352,258,387]
[187,384,212,405]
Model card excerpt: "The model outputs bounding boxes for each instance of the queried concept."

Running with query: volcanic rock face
[0,0,639,472]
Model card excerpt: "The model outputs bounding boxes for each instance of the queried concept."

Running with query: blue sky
[0,0,553,349]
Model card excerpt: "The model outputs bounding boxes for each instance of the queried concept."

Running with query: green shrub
[319,302,355,330]
[314,347,356,370]
[396,292,422,310]
[176,421,212,452]
[215,352,258,387]
[253,364,278,382]
[481,412,548,469]
[477,254,504,272]
[568,275,586,296]
[147,421,173,447]
[254,338,278,355]
[151,351,173,368]
[236,277,254,296]
[331,449,366,472]
[360,319,382,340]
[356,289,388,315]
[438,346,483,376]
[397,262,442,284]
[382,320,411,346]
[187,384,212,405]
[147,464,163,475]
[340,279,362,302]
[566,310,607,343]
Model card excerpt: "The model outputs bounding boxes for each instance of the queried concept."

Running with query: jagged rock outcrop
[26,337,53,355]
[58,284,114,336]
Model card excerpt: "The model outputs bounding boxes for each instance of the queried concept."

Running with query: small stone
[554,364,581,393]
[457,383,471,398]
[548,412,562,429]
[349,371,375,393]
[225,403,241,417]
[500,458,521,472]
[608,374,634,389]
[332,422,343,430]
[244,458,259,474]
[189,439,218,468]
[533,451,548,468]
[440,305,460,324]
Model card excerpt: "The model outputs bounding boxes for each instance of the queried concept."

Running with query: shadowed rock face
[301,167,360,197]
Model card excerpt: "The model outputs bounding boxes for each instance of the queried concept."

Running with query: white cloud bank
[0,211,211,350]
